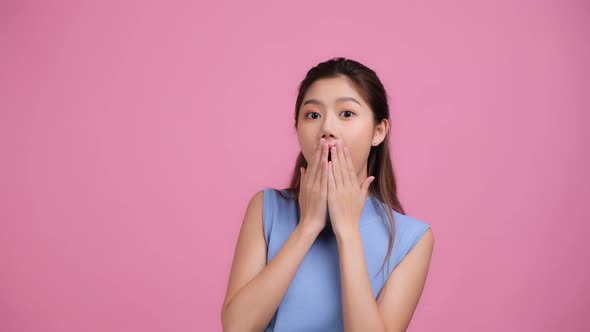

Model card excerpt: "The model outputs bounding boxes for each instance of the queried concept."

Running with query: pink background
[2,0,589,331]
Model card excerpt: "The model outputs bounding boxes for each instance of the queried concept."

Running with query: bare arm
[221,190,319,332]
[376,227,434,332]
[336,226,434,332]
[336,227,387,332]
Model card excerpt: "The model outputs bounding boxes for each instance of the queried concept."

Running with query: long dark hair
[274,57,406,279]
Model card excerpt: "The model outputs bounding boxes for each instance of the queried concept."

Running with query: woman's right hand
[298,138,329,235]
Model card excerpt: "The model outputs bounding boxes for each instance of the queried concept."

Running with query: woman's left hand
[327,142,375,238]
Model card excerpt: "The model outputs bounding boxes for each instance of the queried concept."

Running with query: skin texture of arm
[221,190,320,332]
[337,225,434,332]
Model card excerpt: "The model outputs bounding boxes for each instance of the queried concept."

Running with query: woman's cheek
[305,147,314,165]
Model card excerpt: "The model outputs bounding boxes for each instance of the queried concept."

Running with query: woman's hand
[327,142,375,238]
[298,138,330,235]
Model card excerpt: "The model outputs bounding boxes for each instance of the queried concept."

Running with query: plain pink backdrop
[1,0,589,331]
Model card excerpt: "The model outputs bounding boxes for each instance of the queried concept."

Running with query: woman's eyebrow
[302,97,362,107]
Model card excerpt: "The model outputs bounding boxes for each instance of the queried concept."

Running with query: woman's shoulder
[389,210,432,256]
[370,198,430,230]
[261,187,298,202]
[392,210,431,231]
[369,199,432,242]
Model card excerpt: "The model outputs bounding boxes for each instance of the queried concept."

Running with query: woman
[221,57,434,332]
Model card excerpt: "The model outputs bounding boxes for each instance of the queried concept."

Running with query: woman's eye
[305,112,320,119]
[305,111,354,119]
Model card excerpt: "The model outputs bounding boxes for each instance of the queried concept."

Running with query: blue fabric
[262,187,431,332]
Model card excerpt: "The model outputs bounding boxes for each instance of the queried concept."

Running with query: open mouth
[328,150,332,162]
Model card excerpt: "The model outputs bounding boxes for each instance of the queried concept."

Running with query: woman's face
[297,75,380,183]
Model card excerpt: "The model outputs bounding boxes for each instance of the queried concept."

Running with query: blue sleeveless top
[262,187,431,332]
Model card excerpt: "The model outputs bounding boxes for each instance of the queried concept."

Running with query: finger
[343,146,357,186]
[361,176,375,198]
[306,139,323,187]
[313,140,329,187]
[331,145,343,189]
[328,161,336,193]
[320,156,328,200]
[336,143,348,187]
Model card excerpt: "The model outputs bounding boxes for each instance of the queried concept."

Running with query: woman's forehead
[303,80,367,108]
[305,76,360,98]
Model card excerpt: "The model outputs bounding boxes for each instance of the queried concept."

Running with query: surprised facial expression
[297,75,376,178]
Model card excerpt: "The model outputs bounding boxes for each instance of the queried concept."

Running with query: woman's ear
[373,119,389,145]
